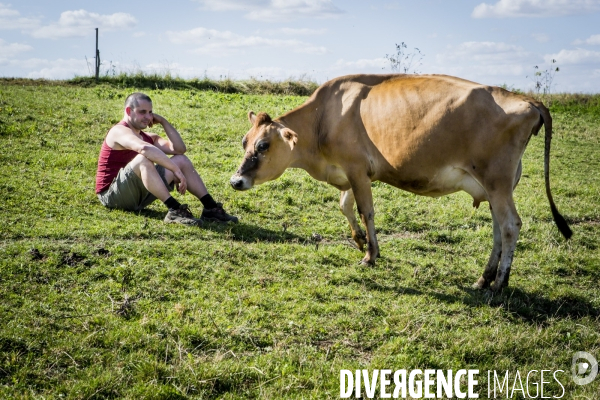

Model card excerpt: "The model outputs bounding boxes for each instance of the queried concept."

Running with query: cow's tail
[537,103,573,239]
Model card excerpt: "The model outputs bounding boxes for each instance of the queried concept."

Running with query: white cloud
[573,34,600,45]
[254,27,327,37]
[0,2,40,30]
[243,66,310,79]
[299,45,328,54]
[193,0,344,20]
[0,38,33,57]
[29,9,137,39]
[194,0,264,11]
[330,58,388,75]
[108,61,312,81]
[472,0,600,18]
[585,34,600,45]
[0,2,17,16]
[532,33,550,43]
[318,57,401,83]
[279,27,327,35]
[0,57,89,79]
[546,48,600,64]
[435,41,533,77]
[27,58,89,79]
[439,41,530,63]
[166,27,327,56]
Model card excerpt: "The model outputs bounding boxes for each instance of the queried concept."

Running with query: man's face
[127,99,153,130]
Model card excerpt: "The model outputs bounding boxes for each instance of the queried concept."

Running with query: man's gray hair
[125,92,152,110]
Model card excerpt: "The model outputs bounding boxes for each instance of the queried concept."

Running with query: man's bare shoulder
[107,123,134,137]
[105,123,136,149]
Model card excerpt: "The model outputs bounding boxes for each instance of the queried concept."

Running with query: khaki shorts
[97,164,174,211]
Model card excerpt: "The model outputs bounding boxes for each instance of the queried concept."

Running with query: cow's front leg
[349,177,379,266]
[339,190,366,251]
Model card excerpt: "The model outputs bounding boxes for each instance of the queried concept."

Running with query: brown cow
[230,74,572,291]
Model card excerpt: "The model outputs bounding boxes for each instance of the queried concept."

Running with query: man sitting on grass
[95,92,238,226]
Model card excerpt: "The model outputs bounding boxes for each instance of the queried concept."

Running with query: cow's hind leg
[473,208,502,289]
[487,190,522,292]
[473,161,523,291]
[339,190,367,251]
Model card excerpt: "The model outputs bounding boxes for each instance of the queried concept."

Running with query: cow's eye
[242,138,247,149]
[256,142,270,152]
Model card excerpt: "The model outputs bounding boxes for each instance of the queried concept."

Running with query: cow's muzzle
[230,174,253,191]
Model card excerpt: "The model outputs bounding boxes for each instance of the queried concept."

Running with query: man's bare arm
[107,126,188,194]
[149,114,186,155]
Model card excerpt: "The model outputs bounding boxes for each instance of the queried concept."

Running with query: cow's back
[354,75,540,191]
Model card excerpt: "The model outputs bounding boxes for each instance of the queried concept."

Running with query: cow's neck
[277,104,329,181]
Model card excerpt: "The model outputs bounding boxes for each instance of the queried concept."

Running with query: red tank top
[95,121,154,194]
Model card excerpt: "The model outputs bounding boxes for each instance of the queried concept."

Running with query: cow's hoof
[473,277,490,290]
[359,257,375,267]
[490,281,505,293]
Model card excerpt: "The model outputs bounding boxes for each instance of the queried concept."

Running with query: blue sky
[1,0,600,92]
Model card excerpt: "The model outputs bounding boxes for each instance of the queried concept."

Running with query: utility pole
[95,28,100,82]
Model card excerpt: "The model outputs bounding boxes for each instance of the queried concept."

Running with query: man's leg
[165,155,238,223]
[165,154,209,199]
[129,154,201,226]
[129,154,172,202]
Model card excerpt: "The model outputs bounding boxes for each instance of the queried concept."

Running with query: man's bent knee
[171,154,192,167]
[133,154,154,167]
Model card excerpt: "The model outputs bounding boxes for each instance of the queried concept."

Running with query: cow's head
[230,111,298,191]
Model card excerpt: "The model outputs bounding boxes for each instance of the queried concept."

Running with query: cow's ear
[248,111,256,124]
[281,128,298,150]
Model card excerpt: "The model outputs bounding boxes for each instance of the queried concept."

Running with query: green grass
[0,79,599,399]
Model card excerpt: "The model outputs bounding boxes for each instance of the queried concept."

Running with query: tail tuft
[551,204,573,239]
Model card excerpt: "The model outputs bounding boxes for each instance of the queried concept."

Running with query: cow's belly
[384,166,488,205]
[326,163,488,206]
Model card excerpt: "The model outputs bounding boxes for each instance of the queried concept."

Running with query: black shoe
[201,203,239,223]
[164,204,202,226]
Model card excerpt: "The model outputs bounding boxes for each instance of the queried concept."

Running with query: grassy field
[0,78,599,399]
